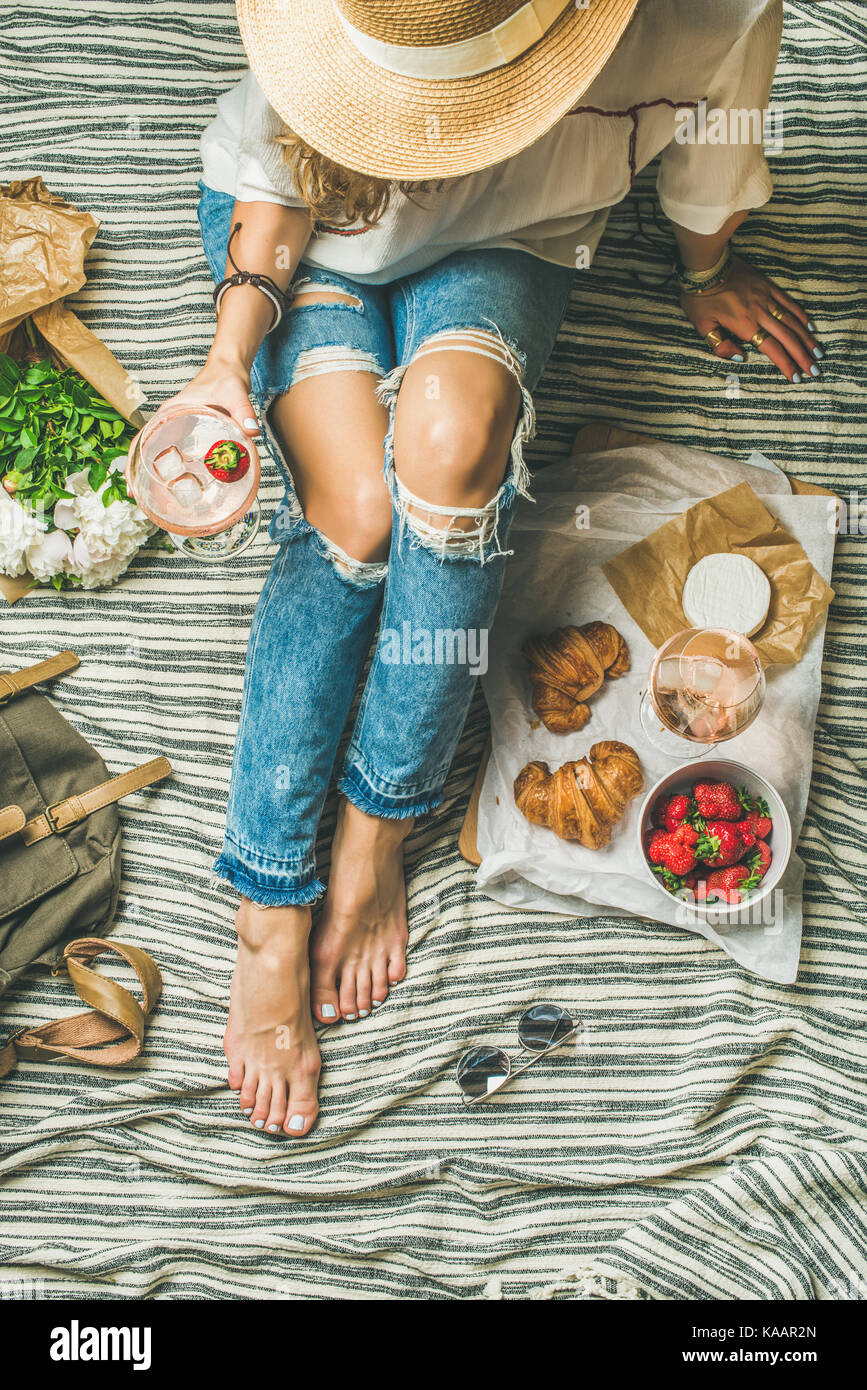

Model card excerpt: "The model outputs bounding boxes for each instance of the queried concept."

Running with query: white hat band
[335,0,574,81]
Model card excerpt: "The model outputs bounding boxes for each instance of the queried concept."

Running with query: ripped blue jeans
[198,183,574,905]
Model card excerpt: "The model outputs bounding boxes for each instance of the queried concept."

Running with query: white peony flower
[1,470,153,589]
[65,468,94,497]
[68,484,153,590]
[75,549,140,589]
[0,489,45,577]
[51,499,78,531]
[25,527,75,580]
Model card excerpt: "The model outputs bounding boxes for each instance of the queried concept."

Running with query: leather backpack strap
[0,650,79,705]
[19,756,172,846]
[0,937,162,1079]
[0,805,25,842]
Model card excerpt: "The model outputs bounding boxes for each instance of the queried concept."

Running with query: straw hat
[235,0,642,180]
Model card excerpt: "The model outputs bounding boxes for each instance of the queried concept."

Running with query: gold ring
[768,305,786,321]
[751,329,769,348]
[704,329,724,348]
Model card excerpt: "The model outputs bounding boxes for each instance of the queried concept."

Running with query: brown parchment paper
[0,178,147,604]
[601,482,835,665]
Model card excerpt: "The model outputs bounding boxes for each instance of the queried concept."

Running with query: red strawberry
[693,780,741,821]
[663,793,692,832]
[752,840,772,880]
[646,828,668,857]
[699,819,747,867]
[649,823,699,875]
[734,819,757,852]
[705,864,751,904]
[204,439,251,483]
[746,811,772,839]
[648,831,670,865]
[738,788,773,839]
[652,796,672,828]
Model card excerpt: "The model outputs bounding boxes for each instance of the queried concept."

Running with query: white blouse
[201,0,782,284]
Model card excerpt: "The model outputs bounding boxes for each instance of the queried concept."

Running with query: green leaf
[652,865,684,895]
[0,351,20,383]
[88,461,108,491]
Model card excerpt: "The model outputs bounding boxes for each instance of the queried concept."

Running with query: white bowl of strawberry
[637,760,792,912]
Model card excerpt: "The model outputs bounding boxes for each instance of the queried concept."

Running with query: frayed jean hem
[212,855,326,907]
[338,770,442,821]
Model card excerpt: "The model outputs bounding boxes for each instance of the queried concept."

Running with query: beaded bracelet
[213,223,289,333]
[675,244,733,296]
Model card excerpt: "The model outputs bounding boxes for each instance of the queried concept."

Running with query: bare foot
[224,899,322,1136]
[310,798,412,1024]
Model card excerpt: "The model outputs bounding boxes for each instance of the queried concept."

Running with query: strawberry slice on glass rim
[203,439,251,483]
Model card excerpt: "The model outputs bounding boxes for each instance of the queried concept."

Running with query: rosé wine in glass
[126,403,260,562]
[639,627,765,759]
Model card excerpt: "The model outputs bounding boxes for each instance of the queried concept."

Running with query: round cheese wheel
[682,553,771,637]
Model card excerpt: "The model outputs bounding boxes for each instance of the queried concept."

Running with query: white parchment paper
[476,443,836,984]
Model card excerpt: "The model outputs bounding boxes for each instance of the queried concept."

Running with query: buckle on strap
[44,796,87,835]
[0,674,18,705]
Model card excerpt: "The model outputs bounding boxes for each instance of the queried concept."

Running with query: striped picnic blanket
[0,1,864,1300]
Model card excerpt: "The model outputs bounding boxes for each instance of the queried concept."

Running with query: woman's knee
[269,376,392,564]
[319,481,393,563]
[392,351,521,511]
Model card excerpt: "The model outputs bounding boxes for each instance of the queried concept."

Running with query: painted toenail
[810,364,821,377]
[813,347,824,360]
[243,416,259,431]
[254,1119,265,1129]
[345,1013,357,1021]
[731,354,744,363]
[268,1124,279,1133]
[321,1004,336,1018]
[807,321,816,332]
[242,1107,253,1115]
[359,1010,370,1017]
[288,1115,304,1131]
[791,373,801,383]
[372,1000,384,1008]
[232,1089,240,1094]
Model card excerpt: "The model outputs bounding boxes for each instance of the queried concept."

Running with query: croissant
[514,741,643,849]
[523,621,630,733]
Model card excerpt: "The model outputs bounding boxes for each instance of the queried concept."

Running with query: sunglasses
[456,1004,579,1104]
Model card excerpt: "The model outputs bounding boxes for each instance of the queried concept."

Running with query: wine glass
[638,627,766,760]
[126,403,260,563]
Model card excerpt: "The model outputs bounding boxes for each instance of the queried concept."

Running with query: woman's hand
[680,254,825,384]
[156,354,261,438]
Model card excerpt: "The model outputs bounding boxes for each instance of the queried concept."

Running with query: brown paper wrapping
[601,482,835,665]
[0,177,147,604]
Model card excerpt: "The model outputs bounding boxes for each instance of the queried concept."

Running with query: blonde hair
[276,129,426,227]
